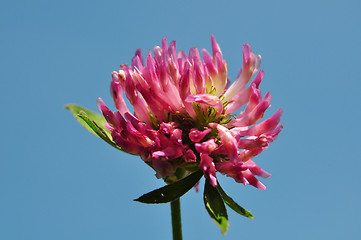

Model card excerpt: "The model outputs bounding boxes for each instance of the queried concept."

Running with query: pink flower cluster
[97,36,283,190]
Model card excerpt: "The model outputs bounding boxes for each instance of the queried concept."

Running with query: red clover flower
[97,36,282,189]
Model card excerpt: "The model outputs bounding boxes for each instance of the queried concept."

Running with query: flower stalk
[170,198,183,240]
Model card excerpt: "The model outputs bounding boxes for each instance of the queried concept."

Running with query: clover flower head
[97,36,283,190]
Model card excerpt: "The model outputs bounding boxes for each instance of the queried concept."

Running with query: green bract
[65,104,127,153]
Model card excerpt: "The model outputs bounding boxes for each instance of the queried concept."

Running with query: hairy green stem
[170,198,183,240]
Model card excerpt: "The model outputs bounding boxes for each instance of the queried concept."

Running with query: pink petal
[110,76,130,116]
[223,43,261,103]
[246,109,283,136]
[265,124,284,142]
[238,136,269,149]
[179,61,191,99]
[230,91,272,127]
[211,35,222,59]
[238,149,264,162]
[111,131,142,155]
[177,50,188,72]
[159,122,174,135]
[209,123,239,162]
[199,153,217,187]
[96,98,120,129]
[214,52,228,96]
[170,128,183,145]
[152,146,183,160]
[201,49,217,77]
[152,157,174,179]
[242,170,266,190]
[193,58,206,94]
[185,94,223,117]
[189,128,212,142]
[195,138,218,154]
[131,49,144,69]
[183,149,197,162]
[224,83,252,114]
[247,160,272,178]
[252,69,264,88]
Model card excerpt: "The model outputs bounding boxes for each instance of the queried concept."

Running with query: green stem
[170,198,183,240]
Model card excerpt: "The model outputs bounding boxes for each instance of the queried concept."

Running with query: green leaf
[65,104,125,152]
[65,104,111,136]
[134,170,203,204]
[216,183,254,219]
[76,111,116,145]
[203,180,229,235]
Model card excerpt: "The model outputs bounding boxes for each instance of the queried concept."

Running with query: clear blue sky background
[1,0,360,239]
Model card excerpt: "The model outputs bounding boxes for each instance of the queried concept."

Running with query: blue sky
[1,0,360,239]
